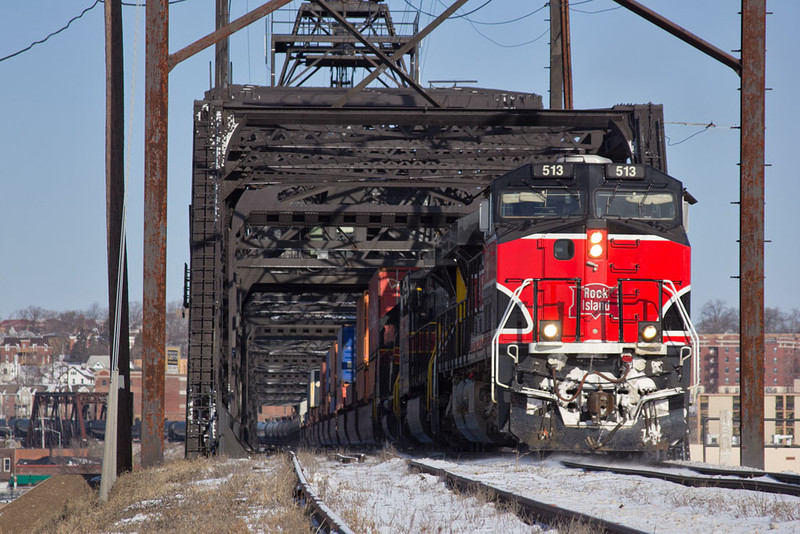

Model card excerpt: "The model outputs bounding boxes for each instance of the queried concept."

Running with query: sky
[0,0,797,319]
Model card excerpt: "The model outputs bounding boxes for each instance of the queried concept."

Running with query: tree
[166,301,189,354]
[84,302,108,326]
[14,306,51,333]
[786,309,800,333]
[129,301,143,329]
[765,307,786,333]
[698,299,739,334]
[70,330,90,362]
[54,310,87,334]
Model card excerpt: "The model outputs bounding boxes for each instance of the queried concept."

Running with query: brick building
[0,336,53,368]
[699,334,800,394]
[100,347,188,424]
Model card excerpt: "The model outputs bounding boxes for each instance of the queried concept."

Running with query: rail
[290,451,356,534]
[561,458,800,497]
[409,459,648,534]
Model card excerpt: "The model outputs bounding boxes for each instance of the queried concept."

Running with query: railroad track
[290,451,356,534]
[408,459,648,534]
[656,461,800,486]
[562,458,800,497]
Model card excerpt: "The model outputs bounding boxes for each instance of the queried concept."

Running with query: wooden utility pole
[549,0,563,109]
[104,0,133,476]
[216,0,230,89]
[549,0,573,110]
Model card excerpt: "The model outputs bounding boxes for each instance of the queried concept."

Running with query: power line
[404,0,550,48]
[0,0,192,64]
[564,0,622,15]
[468,3,548,26]
[570,5,622,15]
[468,25,550,49]
[403,0,547,26]
[0,0,102,63]
[666,122,716,146]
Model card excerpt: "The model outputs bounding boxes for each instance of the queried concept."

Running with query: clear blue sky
[0,0,797,319]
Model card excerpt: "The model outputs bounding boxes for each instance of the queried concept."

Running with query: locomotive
[303,157,698,454]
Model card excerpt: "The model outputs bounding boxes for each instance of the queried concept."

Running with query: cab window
[595,190,676,221]
[500,189,585,218]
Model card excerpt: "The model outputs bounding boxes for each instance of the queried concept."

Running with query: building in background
[699,334,800,393]
[691,334,800,472]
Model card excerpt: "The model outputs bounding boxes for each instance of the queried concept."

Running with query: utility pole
[738,0,766,470]
[609,0,766,469]
[549,0,573,110]
[142,0,169,468]
[104,0,132,476]
[549,0,563,109]
[216,0,230,89]
[142,0,295,466]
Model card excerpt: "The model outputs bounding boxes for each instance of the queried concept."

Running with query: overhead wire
[665,122,716,146]
[0,0,102,63]
[402,0,551,49]
[0,0,192,64]
[570,5,622,15]
[402,0,547,26]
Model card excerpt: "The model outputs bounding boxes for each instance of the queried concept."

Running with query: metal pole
[609,0,766,469]
[739,0,766,470]
[549,0,563,110]
[104,0,133,477]
[143,0,169,468]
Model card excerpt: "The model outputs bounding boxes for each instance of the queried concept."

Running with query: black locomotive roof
[492,162,691,246]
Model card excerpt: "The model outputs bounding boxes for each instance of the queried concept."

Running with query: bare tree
[54,310,88,334]
[698,299,739,334]
[765,307,786,333]
[14,306,50,332]
[786,309,800,333]
[166,301,189,355]
[85,302,108,325]
[129,301,143,329]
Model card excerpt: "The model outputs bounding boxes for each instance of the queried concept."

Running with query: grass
[619,479,800,524]
[33,453,308,534]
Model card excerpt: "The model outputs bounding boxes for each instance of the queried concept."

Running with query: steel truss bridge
[185,0,668,456]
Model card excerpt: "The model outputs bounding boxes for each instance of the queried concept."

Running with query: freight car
[303,158,698,455]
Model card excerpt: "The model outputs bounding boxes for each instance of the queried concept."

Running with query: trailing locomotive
[303,157,698,454]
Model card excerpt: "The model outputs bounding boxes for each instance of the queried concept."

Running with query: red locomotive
[304,157,698,455]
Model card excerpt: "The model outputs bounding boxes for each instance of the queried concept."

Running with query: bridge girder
[186,83,666,455]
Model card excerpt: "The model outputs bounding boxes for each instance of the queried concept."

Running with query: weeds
[555,517,599,534]
[33,454,307,534]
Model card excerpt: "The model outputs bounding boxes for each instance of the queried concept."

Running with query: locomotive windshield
[500,188,585,218]
[595,190,676,221]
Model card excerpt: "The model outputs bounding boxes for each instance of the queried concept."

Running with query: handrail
[392,373,401,418]
[491,278,533,404]
[663,281,700,390]
[426,322,439,412]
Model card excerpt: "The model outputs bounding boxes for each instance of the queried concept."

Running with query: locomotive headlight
[588,244,604,258]
[587,231,605,258]
[539,321,561,341]
[638,321,661,342]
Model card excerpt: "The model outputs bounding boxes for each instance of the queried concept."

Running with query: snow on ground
[301,454,552,533]
[416,455,800,534]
